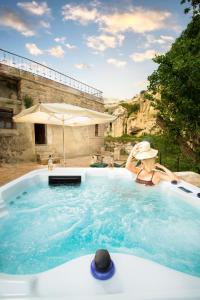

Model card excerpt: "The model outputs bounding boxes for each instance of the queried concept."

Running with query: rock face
[127,95,160,136]
[111,105,128,137]
[105,92,161,137]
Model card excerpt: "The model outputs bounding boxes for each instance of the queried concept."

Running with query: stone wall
[0,125,33,163]
[0,76,18,100]
[47,123,105,158]
[0,63,104,162]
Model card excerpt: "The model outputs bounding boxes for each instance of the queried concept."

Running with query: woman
[126,141,178,186]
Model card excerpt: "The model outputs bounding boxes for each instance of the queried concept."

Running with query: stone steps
[36,151,61,164]
[35,145,61,164]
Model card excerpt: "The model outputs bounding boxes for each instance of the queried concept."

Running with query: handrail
[0,48,103,100]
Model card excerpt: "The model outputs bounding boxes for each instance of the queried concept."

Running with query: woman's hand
[130,143,141,157]
[126,143,141,174]
[155,163,166,170]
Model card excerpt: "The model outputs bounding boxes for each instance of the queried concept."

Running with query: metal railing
[0,48,103,100]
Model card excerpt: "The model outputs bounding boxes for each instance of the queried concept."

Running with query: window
[0,109,13,129]
[109,122,112,132]
[95,124,98,136]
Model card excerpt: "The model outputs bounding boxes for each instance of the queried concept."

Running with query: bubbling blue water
[0,175,200,276]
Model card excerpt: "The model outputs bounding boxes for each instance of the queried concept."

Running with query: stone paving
[0,156,92,186]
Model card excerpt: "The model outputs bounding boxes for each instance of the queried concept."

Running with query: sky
[0,0,192,101]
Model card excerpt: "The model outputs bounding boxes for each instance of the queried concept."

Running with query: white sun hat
[135,141,158,160]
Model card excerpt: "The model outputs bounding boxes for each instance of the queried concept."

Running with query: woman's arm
[126,144,141,174]
[155,163,179,181]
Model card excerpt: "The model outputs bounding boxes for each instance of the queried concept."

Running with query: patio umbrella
[13,102,116,165]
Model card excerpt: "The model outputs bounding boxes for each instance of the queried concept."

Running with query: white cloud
[48,45,65,57]
[143,34,175,48]
[65,43,76,50]
[90,0,101,8]
[54,37,76,49]
[54,37,66,44]
[0,9,35,36]
[62,4,98,25]
[98,8,171,34]
[17,1,51,16]
[25,43,43,55]
[130,49,157,62]
[61,3,174,34]
[160,35,175,42]
[107,58,127,68]
[40,20,50,28]
[117,34,125,45]
[75,63,92,70]
[86,34,124,51]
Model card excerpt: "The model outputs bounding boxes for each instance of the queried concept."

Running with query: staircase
[35,145,61,164]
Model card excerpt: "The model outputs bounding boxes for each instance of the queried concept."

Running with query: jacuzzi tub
[0,168,200,299]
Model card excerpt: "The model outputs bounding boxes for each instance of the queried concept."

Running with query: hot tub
[0,168,200,299]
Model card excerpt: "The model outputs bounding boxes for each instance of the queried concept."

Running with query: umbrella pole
[62,122,65,167]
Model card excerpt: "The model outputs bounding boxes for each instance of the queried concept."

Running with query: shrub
[23,95,33,108]
[120,103,140,116]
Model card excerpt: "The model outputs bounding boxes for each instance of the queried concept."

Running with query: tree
[180,0,200,15]
[146,14,200,161]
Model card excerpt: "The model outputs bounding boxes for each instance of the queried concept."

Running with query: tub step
[0,207,8,218]
[0,199,8,218]
[0,202,5,209]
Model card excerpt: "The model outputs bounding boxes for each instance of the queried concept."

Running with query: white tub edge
[1,253,200,299]
[1,167,199,208]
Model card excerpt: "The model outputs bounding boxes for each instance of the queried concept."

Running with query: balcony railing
[0,48,103,100]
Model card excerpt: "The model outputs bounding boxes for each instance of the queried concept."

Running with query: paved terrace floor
[0,156,91,187]
[0,156,200,187]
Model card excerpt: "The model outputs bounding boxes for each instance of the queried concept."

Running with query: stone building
[109,105,128,137]
[0,55,104,163]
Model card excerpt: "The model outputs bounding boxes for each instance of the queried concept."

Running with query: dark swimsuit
[135,169,155,186]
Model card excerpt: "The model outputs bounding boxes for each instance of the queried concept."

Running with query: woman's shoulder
[153,169,171,182]
[152,170,164,184]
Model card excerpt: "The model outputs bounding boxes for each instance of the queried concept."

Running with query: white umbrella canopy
[13,102,116,165]
[13,103,115,126]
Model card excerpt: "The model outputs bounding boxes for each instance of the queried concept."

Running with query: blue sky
[0,0,191,101]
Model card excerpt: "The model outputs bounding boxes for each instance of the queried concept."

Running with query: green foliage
[23,95,33,108]
[105,134,138,143]
[147,14,200,160]
[105,134,198,172]
[120,103,140,116]
[180,0,200,15]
